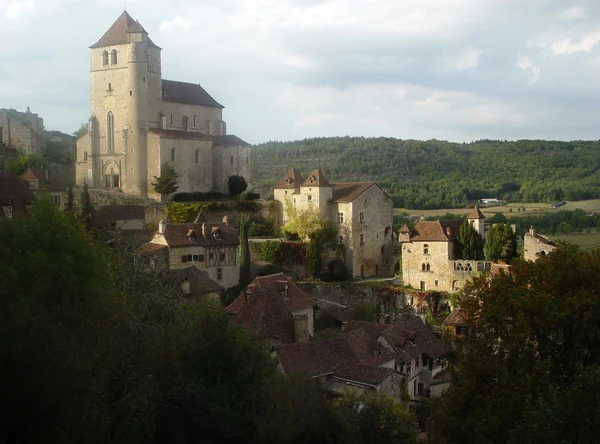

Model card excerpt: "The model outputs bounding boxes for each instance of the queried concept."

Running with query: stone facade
[400,220,492,293]
[0,108,44,154]
[76,11,251,201]
[523,226,557,261]
[274,167,395,279]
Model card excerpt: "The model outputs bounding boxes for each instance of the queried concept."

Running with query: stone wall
[0,109,43,154]
[524,229,557,261]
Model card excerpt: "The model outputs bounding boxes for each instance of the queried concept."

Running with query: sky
[0,0,599,144]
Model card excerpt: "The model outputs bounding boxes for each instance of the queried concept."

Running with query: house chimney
[222,215,229,225]
[202,223,206,236]
[181,277,190,295]
[529,225,535,235]
[158,219,166,233]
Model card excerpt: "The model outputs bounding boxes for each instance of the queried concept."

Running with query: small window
[159,113,166,129]
[111,49,117,65]
[307,195,312,202]
[129,90,132,96]
[246,155,249,165]
[426,263,430,271]
[107,112,115,152]
[107,82,112,92]
[195,149,199,164]
[193,115,196,127]
[435,280,439,286]
[422,263,426,271]
[209,251,214,260]
[230,156,234,165]
[293,197,296,203]
[53,195,61,207]
[170,147,175,162]
[359,211,365,223]
[219,251,226,262]
[84,151,88,162]
[192,254,200,262]
[208,120,213,135]
[183,116,188,131]
[216,268,223,280]
[420,281,426,291]
[360,234,365,246]
[170,114,173,125]
[337,212,344,223]
[102,50,109,66]
[423,244,429,255]
[181,255,188,263]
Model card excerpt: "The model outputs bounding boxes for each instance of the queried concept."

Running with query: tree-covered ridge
[252,137,600,209]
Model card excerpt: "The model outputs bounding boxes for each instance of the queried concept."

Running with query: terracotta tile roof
[410,219,462,242]
[148,128,217,141]
[90,11,160,49]
[331,182,373,202]
[225,273,317,315]
[234,284,296,343]
[275,167,305,189]
[399,224,411,233]
[169,266,223,296]
[467,205,485,220]
[96,205,145,221]
[443,308,469,327]
[213,135,251,147]
[20,167,48,185]
[301,169,331,187]
[162,79,224,108]
[0,171,35,216]
[162,222,239,247]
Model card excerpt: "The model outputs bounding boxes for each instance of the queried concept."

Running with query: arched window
[107,112,115,152]
[195,149,199,164]
[102,50,109,66]
[84,151,88,161]
[111,49,117,65]
[170,147,175,162]
[422,264,426,271]
[426,263,431,271]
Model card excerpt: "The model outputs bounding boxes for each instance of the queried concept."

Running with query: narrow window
[337,212,344,223]
[307,195,312,202]
[423,244,429,255]
[435,280,439,286]
[208,120,213,135]
[183,116,188,131]
[181,255,188,263]
[219,251,226,262]
[422,263,426,271]
[170,114,173,125]
[111,49,117,65]
[246,155,249,165]
[420,281,426,291]
[107,111,115,152]
[359,211,365,223]
[193,115,196,127]
[360,234,365,246]
[230,155,234,165]
[107,82,112,92]
[426,263,431,271]
[195,149,199,164]
[84,151,88,162]
[217,268,223,280]
[170,147,175,162]
[102,50,109,66]
[159,113,166,129]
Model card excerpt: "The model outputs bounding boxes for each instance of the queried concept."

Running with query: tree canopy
[152,162,179,197]
[484,223,517,263]
[458,218,484,260]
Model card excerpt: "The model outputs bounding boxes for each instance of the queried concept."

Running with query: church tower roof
[90,11,160,49]
[467,205,485,220]
[301,169,331,187]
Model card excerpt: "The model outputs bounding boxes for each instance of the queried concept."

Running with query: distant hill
[252,137,600,209]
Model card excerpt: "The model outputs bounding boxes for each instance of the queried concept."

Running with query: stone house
[273,167,395,279]
[140,217,239,289]
[399,217,491,293]
[225,273,318,342]
[169,266,223,301]
[76,11,251,200]
[523,226,557,261]
[96,204,146,231]
[442,308,470,337]
[0,108,44,155]
[20,167,66,210]
[0,171,36,218]
[276,317,450,402]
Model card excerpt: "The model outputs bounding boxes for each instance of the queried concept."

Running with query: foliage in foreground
[0,196,418,443]
[428,245,600,443]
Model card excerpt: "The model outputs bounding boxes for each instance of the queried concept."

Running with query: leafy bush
[259,263,286,276]
[247,219,273,237]
[228,175,248,195]
[250,241,284,263]
[165,202,200,223]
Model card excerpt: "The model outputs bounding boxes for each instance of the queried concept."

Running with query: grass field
[394,199,600,219]
[550,233,600,251]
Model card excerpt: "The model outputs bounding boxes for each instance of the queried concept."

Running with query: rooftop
[407,219,463,242]
[90,11,160,49]
[162,79,224,108]
[160,222,239,247]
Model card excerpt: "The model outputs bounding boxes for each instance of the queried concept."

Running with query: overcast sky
[1,0,599,144]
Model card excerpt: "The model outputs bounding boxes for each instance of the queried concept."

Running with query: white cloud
[447,49,481,70]
[558,6,588,21]
[3,0,36,20]
[159,15,193,33]
[550,31,600,55]
[516,55,541,84]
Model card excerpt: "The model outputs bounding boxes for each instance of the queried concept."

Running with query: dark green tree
[152,162,179,198]
[484,223,517,262]
[239,216,251,288]
[79,180,95,230]
[307,238,322,278]
[65,185,74,211]
[458,218,484,260]
[73,122,88,138]
[228,175,248,196]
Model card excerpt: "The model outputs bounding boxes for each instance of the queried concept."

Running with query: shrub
[228,175,248,196]
[247,219,273,237]
[245,191,260,200]
[165,202,200,223]
[321,260,349,282]
[250,241,284,263]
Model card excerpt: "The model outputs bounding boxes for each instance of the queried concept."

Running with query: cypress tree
[307,238,322,278]
[65,185,74,212]
[459,218,484,260]
[79,181,95,230]
[239,216,251,288]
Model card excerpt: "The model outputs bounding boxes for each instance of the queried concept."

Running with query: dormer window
[186,229,196,241]
[309,175,316,183]
[286,178,293,185]
[212,228,221,240]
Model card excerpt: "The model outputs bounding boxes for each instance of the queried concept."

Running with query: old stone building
[140,217,239,289]
[523,226,557,261]
[273,167,395,279]
[399,219,492,293]
[20,167,66,210]
[0,108,44,155]
[76,11,251,200]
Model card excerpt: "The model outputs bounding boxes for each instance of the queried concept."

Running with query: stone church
[76,11,251,200]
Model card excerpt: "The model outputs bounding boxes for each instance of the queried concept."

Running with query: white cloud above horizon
[0,0,599,143]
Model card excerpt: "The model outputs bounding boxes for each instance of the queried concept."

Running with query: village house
[0,108,44,155]
[169,266,223,301]
[139,216,239,289]
[275,317,450,402]
[273,167,395,279]
[20,167,66,210]
[96,204,146,231]
[75,11,251,200]
[523,226,557,261]
[399,207,492,293]
[0,171,35,218]
[225,273,318,343]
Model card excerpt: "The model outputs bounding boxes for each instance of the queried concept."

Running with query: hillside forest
[252,137,600,209]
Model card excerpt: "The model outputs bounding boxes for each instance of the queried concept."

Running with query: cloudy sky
[1,0,599,144]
